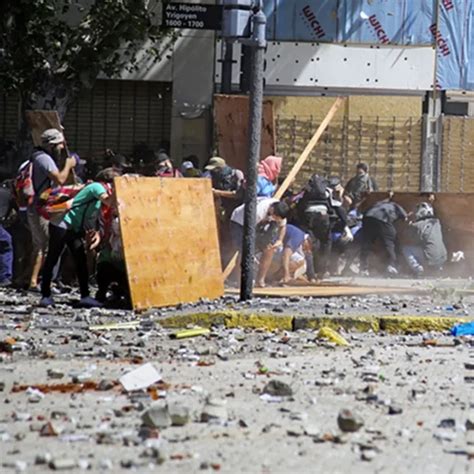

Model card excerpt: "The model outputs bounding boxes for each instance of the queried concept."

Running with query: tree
[0,0,174,161]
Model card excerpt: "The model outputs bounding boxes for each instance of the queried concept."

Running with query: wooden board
[115,177,224,309]
[214,94,275,173]
[25,110,62,146]
[227,285,423,298]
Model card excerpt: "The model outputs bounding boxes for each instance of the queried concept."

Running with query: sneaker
[78,296,103,308]
[386,265,399,275]
[39,296,55,307]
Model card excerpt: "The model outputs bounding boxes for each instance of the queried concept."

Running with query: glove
[341,226,354,243]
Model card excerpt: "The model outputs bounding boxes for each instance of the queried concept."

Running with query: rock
[337,409,364,433]
[35,453,52,465]
[438,418,456,429]
[388,404,403,415]
[47,369,64,379]
[97,379,115,391]
[361,449,377,461]
[141,402,171,429]
[168,403,190,426]
[48,458,77,470]
[465,417,474,431]
[201,397,228,422]
[262,380,293,397]
[99,459,113,470]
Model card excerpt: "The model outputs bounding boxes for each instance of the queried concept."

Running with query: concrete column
[421,91,442,192]
[170,29,216,167]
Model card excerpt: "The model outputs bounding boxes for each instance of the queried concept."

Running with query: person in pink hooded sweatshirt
[257,155,282,197]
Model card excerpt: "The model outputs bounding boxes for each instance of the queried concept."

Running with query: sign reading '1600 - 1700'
[162,2,223,30]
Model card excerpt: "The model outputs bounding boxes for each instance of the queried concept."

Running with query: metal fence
[275,114,423,192]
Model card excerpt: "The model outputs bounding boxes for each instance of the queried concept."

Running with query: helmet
[414,202,434,220]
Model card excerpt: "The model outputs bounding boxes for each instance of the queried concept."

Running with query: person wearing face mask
[153,150,182,178]
[26,128,77,291]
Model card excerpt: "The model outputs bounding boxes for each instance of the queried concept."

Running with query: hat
[205,157,226,171]
[41,128,64,146]
[181,161,194,171]
[156,151,171,164]
[95,167,122,182]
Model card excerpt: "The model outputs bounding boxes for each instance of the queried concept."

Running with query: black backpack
[305,174,328,202]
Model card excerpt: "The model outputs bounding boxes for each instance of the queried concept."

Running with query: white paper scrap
[119,363,161,391]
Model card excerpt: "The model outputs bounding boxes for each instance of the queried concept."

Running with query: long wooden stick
[222,96,345,280]
[274,96,345,200]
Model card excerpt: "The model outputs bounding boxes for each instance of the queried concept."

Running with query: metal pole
[240,7,266,301]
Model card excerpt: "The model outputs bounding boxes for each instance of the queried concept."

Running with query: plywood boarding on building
[115,176,224,310]
[441,117,474,192]
[213,94,276,173]
[276,115,423,191]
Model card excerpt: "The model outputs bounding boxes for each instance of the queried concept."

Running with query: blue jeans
[0,224,13,282]
[402,245,426,273]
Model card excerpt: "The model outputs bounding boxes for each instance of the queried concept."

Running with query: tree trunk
[16,81,72,170]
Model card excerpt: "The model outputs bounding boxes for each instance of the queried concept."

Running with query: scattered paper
[119,363,161,391]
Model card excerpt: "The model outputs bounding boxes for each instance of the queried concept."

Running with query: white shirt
[230,197,286,227]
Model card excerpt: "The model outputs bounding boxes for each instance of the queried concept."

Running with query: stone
[388,404,403,415]
[201,397,228,422]
[337,409,364,433]
[47,369,64,379]
[48,458,77,470]
[361,449,377,461]
[262,380,293,397]
[97,379,115,391]
[438,418,456,429]
[141,402,171,429]
[99,459,113,470]
[168,403,190,426]
[465,417,474,431]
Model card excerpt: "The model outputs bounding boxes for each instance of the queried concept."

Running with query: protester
[0,183,14,286]
[154,151,182,177]
[402,202,447,275]
[95,182,129,307]
[181,160,202,178]
[39,173,116,308]
[26,129,77,291]
[344,162,378,208]
[257,155,282,197]
[230,197,289,287]
[267,224,314,284]
[359,199,408,276]
[297,174,353,279]
[110,153,132,174]
[204,157,244,194]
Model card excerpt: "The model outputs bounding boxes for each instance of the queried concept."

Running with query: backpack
[211,166,237,191]
[13,151,50,208]
[13,160,35,208]
[305,174,329,202]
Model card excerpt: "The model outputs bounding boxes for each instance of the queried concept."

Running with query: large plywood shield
[115,176,224,309]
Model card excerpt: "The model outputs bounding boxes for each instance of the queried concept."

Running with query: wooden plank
[25,110,62,146]
[214,94,275,172]
[115,176,224,310]
[274,97,345,200]
[227,285,423,298]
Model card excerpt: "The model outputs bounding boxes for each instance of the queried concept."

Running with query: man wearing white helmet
[402,202,447,275]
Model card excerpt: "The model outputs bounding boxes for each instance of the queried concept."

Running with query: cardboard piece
[214,94,276,173]
[119,363,161,391]
[115,176,224,310]
[24,110,63,147]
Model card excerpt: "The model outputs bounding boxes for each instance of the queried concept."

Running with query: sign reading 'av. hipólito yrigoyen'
[162,2,223,30]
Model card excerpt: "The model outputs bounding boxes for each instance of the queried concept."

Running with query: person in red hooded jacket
[256,155,282,197]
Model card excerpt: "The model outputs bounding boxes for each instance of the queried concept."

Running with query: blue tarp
[263,0,474,91]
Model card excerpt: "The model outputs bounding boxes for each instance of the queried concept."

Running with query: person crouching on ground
[229,198,289,287]
[39,175,117,308]
[402,202,447,276]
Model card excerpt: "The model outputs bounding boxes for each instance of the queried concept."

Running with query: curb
[159,311,472,335]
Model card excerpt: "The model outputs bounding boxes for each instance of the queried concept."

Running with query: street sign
[162,2,223,30]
